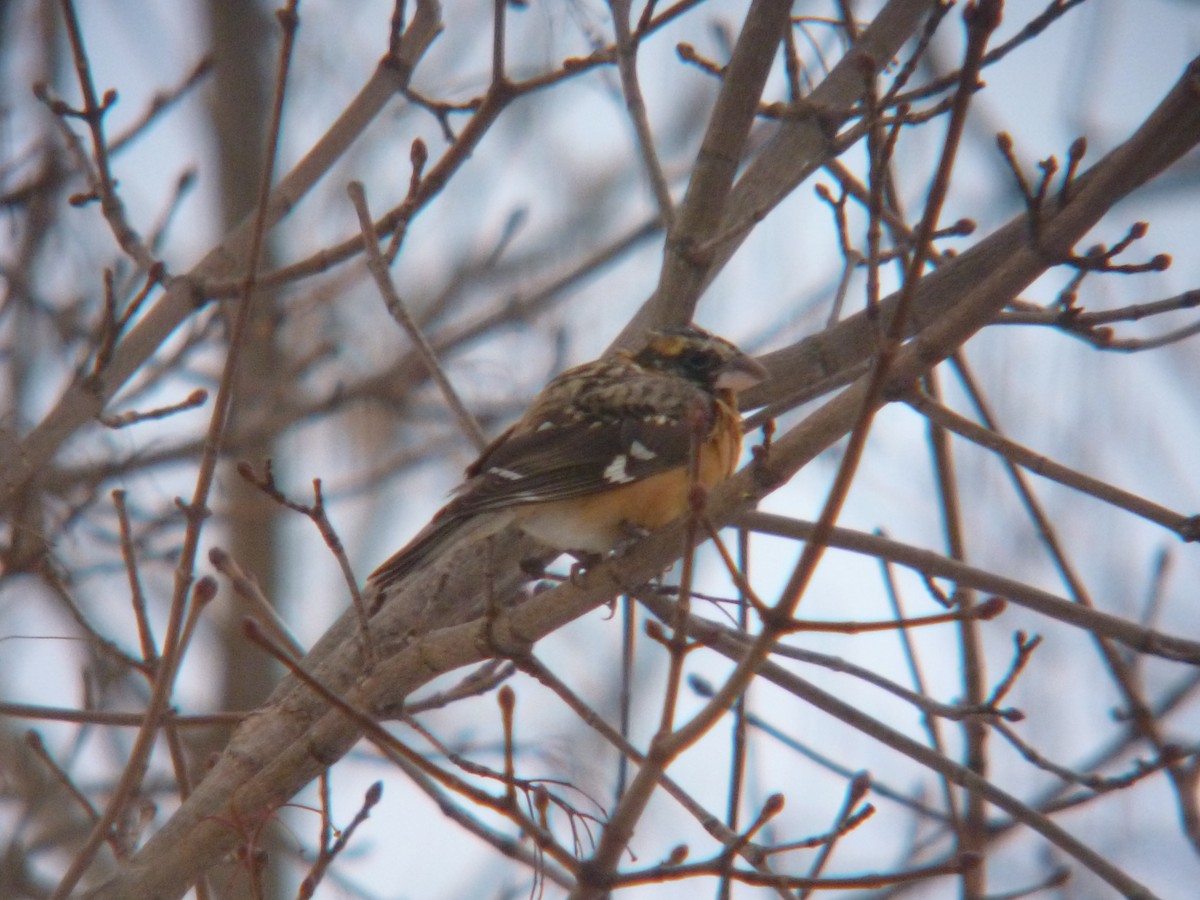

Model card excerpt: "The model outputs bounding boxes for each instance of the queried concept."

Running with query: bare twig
[235,462,373,658]
[109,55,214,154]
[0,703,242,728]
[904,388,1199,541]
[57,0,159,270]
[208,546,305,661]
[297,781,382,899]
[610,0,675,227]
[738,512,1200,664]
[99,388,208,429]
[797,773,871,898]
[348,181,486,451]
[112,489,158,667]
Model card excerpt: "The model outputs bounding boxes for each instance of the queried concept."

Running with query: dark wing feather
[453,412,707,514]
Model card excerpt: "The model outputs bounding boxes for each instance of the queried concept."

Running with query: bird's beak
[714,352,769,392]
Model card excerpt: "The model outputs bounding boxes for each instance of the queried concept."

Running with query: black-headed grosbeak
[367,325,766,593]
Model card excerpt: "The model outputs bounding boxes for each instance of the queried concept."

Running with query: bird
[366,324,767,596]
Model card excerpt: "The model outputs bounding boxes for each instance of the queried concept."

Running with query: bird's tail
[365,511,466,597]
[365,507,517,608]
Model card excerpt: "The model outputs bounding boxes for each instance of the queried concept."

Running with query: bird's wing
[452,410,711,514]
[367,359,720,591]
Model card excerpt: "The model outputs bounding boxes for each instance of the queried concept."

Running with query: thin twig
[798,773,870,898]
[923,368,989,898]
[234,462,373,658]
[688,674,951,822]
[877,546,961,829]
[109,55,214,154]
[904,387,1199,541]
[611,0,675,227]
[948,354,1200,851]
[24,730,104,830]
[348,181,487,451]
[57,0,158,271]
[298,781,382,899]
[99,388,208,429]
[37,563,148,675]
[736,511,1200,665]
[0,702,242,728]
[112,489,158,667]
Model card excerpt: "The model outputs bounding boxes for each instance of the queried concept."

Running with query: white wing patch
[603,454,634,484]
[628,440,656,460]
[488,467,525,481]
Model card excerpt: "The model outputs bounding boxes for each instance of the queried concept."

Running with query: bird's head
[632,324,767,393]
